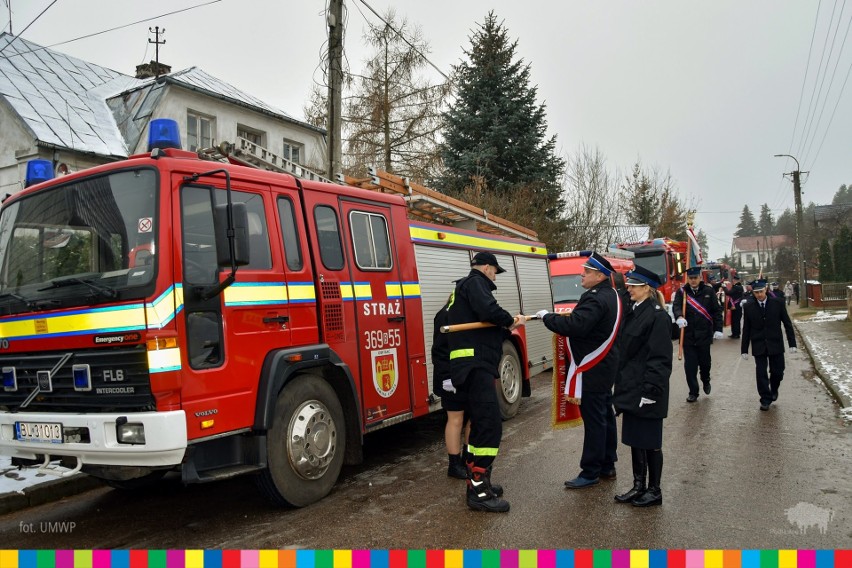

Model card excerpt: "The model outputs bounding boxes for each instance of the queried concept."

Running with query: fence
[807,281,852,308]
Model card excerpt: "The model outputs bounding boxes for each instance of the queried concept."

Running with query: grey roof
[0,32,141,157]
[1,34,323,160]
[167,67,295,120]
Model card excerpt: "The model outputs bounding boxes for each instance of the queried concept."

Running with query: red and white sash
[686,293,713,323]
[563,293,623,402]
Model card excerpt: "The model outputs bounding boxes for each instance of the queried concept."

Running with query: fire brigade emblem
[371,348,398,398]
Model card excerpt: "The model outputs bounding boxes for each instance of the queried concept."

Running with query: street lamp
[773,154,808,307]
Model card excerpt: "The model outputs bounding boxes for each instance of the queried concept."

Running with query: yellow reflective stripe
[447,290,456,309]
[0,304,146,340]
[147,346,181,373]
[468,444,499,457]
[385,282,403,299]
[450,348,474,359]
[146,285,180,329]
[224,282,288,306]
[353,282,372,300]
[409,223,548,256]
[401,282,421,297]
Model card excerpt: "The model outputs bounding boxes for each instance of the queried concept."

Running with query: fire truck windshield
[632,253,668,283]
[0,168,157,314]
[551,274,584,303]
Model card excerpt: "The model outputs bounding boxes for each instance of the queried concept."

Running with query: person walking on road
[612,266,672,507]
[784,281,794,306]
[727,275,744,339]
[673,266,723,403]
[740,279,797,411]
[536,252,623,489]
[447,251,524,512]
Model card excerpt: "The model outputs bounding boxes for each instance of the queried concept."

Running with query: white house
[0,33,327,196]
[731,235,794,270]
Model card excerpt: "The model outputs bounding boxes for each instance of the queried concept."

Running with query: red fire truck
[0,120,552,507]
[548,250,634,312]
[611,237,689,332]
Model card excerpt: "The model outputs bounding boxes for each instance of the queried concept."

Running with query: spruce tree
[758,203,774,236]
[834,225,852,280]
[817,239,834,282]
[735,205,759,237]
[439,11,565,244]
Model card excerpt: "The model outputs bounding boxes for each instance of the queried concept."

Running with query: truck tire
[496,341,522,420]
[255,374,345,507]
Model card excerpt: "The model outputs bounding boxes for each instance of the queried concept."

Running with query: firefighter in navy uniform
[727,275,744,338]
[536,252,622,489]
[447,251,524,513]
[673,266,723,402]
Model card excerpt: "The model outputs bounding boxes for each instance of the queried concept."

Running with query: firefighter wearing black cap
[727,275,744,338]
[673,266,723,402]
[447,251,524,513]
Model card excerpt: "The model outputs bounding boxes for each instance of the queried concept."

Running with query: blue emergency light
[72,364,92,392]
[147,118,182,151]
[25,159,54,187]
[2,367,17,392]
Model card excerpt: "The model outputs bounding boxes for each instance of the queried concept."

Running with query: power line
[354,0,450,81]
[1,0,222,60]
[0,0,57,54]
[798,0,849,163]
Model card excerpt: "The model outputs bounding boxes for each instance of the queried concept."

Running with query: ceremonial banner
[551,334,583,429]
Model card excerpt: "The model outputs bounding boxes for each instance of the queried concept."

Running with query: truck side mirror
[214,202,250,267]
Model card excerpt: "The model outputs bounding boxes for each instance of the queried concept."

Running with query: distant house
[813,203,851,233]
[731,235,794,270]
[0,32,327,195]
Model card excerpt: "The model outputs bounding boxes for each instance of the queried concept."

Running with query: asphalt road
[0,335,849,550]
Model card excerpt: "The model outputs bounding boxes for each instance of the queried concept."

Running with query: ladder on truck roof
[198,138,538,241]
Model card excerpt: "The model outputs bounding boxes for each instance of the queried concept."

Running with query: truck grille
[0,345,155,413]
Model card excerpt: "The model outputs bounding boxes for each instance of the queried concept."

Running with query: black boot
[466,465,510,513]
[632,450,662,507]
[485,464,504,497]
[447,453,467,479]
[614,447,646,503]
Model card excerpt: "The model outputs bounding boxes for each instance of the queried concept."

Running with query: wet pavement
[0,305,849,549]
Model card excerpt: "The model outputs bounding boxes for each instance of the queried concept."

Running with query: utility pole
[148,26,166,78]
[774,154,808,307]
[327,0,344,180]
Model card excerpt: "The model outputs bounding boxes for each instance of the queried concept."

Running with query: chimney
[135,61,172,79]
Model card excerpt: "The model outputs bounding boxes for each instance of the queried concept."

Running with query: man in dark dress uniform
[740,280,797,411]
[673,266,723,402]
[727,275,744,338]
[536,252,622,489]
[447,251,524,512]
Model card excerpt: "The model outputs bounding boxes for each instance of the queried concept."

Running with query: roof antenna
[148,26,166,78]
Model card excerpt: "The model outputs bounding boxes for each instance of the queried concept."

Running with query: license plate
[15,421,63,443]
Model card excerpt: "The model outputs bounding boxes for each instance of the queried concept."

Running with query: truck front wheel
[255,374,345,507]
[496,341,522,420]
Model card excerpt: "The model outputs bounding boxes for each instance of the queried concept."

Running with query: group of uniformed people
[433,250,797,513]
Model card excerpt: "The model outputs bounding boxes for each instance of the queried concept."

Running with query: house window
[237,125,264,146]
[745,254,753,263]
[283,139,303,164]
[187,112,215,151]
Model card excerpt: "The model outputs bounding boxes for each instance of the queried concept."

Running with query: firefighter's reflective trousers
[462,367,502,470]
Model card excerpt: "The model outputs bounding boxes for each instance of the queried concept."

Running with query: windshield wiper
[39,277,118,299]
[0,292,36,309]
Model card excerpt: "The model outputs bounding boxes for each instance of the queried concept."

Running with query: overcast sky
[8,1,850,259]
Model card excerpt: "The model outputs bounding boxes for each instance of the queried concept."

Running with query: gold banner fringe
[551,334,583,430]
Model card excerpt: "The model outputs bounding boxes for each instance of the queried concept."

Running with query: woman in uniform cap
[612,265,672,507]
